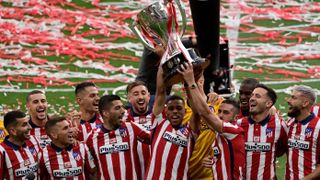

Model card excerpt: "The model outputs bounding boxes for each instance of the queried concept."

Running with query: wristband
[188,83,197,89]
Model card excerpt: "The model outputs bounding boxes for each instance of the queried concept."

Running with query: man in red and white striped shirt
[179,63,245,180]
[238,78,259,118]
[0,110,41,180]
[236,84,288,180]
[74,82,102,142]
[86,95,150,180]
[201,98,245,180]
[26,90,51,148]
[40,116,96,179]
[285,85,320,180]
[124,80,153,178]
[311,104,320,117]
[145,66,199,180]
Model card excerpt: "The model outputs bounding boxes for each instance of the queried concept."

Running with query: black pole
[189,0,220,94]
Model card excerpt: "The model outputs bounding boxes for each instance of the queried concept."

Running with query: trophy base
[162,48,209,86]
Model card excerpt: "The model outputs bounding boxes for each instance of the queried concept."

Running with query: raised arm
[185,74,206,138]
[153,66,166,116]
[178,62,223,133]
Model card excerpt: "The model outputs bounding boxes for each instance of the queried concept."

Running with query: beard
[133,104,148,115]
[288,106,301,118]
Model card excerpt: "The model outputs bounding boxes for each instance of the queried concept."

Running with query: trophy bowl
[131,1,208,85]
[162,48,209,85]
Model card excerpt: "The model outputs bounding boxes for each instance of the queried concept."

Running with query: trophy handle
[130,21,156,50]
[173,0,187,37]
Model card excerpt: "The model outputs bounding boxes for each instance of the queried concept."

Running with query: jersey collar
[51,142,73,152]
[248,115,271,126]
[4,136,26,150]
[29,116,49,128]
[100,125,111,133]
[29,118,40,128]
[296,113,315,125]
[129,106,152,117]
[80,113,98,124]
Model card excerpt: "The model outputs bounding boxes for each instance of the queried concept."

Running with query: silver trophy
[130,0,207,85]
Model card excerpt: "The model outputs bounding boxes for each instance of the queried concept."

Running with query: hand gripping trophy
[130,0,208,85]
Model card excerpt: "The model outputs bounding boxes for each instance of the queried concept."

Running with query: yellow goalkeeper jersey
[0,119,8,143]
[183,100,222,180]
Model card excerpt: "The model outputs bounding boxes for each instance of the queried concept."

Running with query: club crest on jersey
[119,128,127,137]
[29,147,37,157]
[266,128,273,138]
[73,152,81,161]
[305,128,313,138]
[96,124,102,128]
[178,126,189,137]
[0,129,5,139]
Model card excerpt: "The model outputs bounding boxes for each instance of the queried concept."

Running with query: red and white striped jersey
[211,121,245,180]
[285,113,320,180]
[40,142,95,180]
[0,136,41,180]
[145,114,194,180]
[29,119,51,149]
[311,104,320,117]
[124,108,153,178]
[237,114,288,180]
[86,121,150,180]
[78,113,103,142]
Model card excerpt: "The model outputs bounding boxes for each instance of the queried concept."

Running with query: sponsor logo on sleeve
[245,142,271,152]
[99,142,130,154]
[163,131,188,147]
[53,167,82,178]
[288,138,310,150]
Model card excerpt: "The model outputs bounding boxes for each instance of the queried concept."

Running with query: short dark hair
[99,95,121,116]
[222,98,240,114]
[241,78,259,87]
[45,116,66,137]
[26,90,45,102]
[256,84,277,105]
[4,110,27,129]
[166,95,184,104]
[75,81,97,96]
[126,81,148,94]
